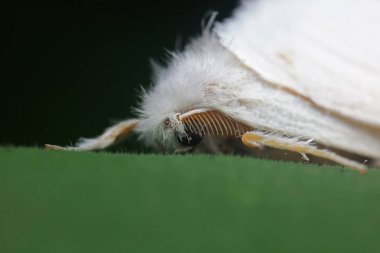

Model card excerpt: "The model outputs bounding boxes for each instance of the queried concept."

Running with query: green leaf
[1,147,379,253]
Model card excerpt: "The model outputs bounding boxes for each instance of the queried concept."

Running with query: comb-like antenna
[179,110,252,136]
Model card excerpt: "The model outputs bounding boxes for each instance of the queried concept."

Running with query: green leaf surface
[1,147,379,253]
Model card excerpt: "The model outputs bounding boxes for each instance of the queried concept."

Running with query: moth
[46,0,380,174]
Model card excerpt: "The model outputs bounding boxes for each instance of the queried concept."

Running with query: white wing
[216,0,380,128]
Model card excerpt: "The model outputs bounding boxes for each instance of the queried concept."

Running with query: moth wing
[215,0,380,128]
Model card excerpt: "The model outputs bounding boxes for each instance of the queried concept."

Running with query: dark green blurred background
[1,0,238,150]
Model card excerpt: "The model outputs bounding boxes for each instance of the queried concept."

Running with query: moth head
[165,113,205,149]
[175,128,203,147]
[134,32,250,151]
[135,110,202,152]
[136,108,251,153]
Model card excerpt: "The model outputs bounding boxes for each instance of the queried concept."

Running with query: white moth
[47,0,380,174]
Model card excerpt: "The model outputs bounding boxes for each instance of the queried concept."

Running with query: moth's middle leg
[241,131,368,174]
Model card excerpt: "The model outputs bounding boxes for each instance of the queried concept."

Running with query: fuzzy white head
[135,30,252,152]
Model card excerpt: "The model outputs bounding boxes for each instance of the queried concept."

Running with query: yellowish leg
[242,131,368,174]
[45,119,139,151]
[372,160,380,168]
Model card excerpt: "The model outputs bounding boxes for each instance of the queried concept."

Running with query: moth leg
[45,119,139,151]
[241,131,368,174]
[371,160,380,169]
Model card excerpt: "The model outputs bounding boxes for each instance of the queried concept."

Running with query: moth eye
[175,129,203,146]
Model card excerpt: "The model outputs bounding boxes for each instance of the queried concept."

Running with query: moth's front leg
[45,119,139,151]
[241,131,368,174]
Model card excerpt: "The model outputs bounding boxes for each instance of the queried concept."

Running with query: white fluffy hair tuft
[135,29,243,148]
